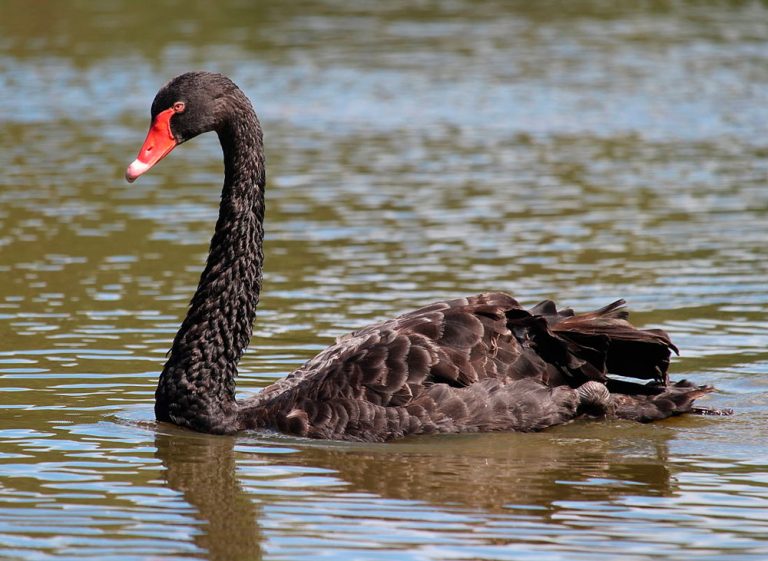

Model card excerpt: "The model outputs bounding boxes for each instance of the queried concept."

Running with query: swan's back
[240,292,707,441]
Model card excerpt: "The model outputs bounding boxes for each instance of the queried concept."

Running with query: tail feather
[609,380,715,422]
[511,299,728,423]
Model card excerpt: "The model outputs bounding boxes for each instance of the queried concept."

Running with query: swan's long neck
[155,99,265,434]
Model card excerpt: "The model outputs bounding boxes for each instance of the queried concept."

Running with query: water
[1,1,768,559]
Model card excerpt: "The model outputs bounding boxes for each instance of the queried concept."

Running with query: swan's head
[126,72,241,183]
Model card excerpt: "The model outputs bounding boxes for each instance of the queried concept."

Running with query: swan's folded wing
[251,293,530,407]
[548,300,676,384]
[244,293,680,440]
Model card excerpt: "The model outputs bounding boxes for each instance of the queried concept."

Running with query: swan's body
[127,72,721,442]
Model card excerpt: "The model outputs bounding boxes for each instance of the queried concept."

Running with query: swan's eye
[172,101,186,113]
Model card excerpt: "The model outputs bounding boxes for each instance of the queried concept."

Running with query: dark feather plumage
[239,293,716,441]
[126,72,727,442]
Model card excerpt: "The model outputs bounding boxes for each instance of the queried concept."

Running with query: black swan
[126,72,724,441]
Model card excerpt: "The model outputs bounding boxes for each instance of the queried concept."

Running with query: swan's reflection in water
[289,427,674,511]
[155,434,264,561]
[155,423,677,558]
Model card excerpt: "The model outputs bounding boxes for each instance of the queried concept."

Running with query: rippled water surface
[2,1,768,559]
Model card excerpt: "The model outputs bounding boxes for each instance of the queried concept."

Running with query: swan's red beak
[125,108,178,183]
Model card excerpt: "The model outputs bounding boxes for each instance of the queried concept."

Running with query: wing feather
[241,292,691,440]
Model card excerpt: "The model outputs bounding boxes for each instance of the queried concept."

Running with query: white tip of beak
[125,159,152,183]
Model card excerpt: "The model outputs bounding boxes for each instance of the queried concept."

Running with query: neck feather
[156,99,265,433]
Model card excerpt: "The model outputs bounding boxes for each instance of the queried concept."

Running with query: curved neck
[156,99,265,433]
